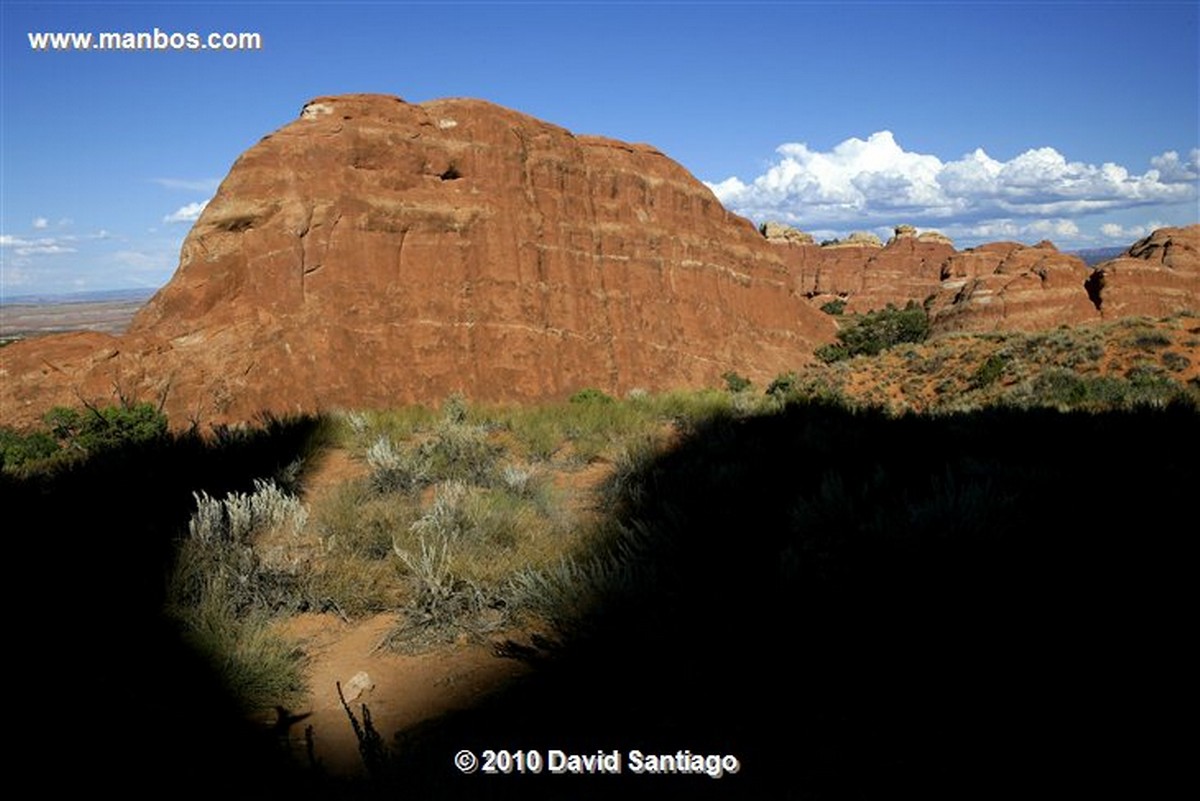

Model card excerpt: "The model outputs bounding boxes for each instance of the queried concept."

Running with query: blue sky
[2,0,1197,297]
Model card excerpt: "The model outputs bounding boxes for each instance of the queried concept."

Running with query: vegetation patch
[816,301,931,363]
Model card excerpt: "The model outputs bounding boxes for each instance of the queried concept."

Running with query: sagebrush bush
[168,478,311,709]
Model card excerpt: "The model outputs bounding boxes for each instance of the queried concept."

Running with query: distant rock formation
[929,240,1101,332]
[0,94,836,428]
[1085,225,1200,319]
[760,221,814,245]
[783,222,1196,333]
[778,225,954,312]
[823,231,884,249]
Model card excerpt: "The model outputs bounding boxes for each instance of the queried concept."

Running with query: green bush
[766,372,798,399]
[569,388,615,405]
[819,299,847,316]
[0,427,59,470]
[970,354,1008,390]
[816,301,931,363]
[45,401,168,453]
[2,401,170,472]
[722,371,752,393]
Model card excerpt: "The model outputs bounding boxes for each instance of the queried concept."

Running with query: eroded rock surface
[929,240,1102,333]
[1,94,836,427]
[1085,225,1200,319]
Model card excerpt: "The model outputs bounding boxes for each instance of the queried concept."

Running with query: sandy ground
[271,612,532,775]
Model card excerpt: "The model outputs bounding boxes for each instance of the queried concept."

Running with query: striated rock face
[782,229,954,313]
[1085,225,1200,319]
[929,240,1101,333]
[0,94,837,427]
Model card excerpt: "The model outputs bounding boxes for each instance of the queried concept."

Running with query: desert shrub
[173,590,307,712]
[506,412,563,461]
[174,479,310,614]
[569,387,615,405]
[334,406,438,453]
[970,354,1008,390]
[394,531,477,628]
[2,401,170,472]
[366,435,431,493]
[168,479,311,710]
[1005,367,1188,411]
[507,523,654,630]
[816,301,931,363]
[388,482,515,637]
[722,371,752,393]
[425,418,501,484]
[365,416,501,492]
[819,298,847,316]
[0,427,59,470]
[307,480,412,616]
[1162,351,1191,373]
[766,371,798,399]
[498,462,544,501]
[441,392,470,424]
[1130,331,1172,350]
[44,401,168,453]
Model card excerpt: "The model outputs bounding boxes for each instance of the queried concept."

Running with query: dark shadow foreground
[4,404,1192,798]
[383,402,1194,800]
[2,417,326,797]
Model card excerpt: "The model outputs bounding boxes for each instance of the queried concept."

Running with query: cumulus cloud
[1149,149,1200,182]
[163,200,210,224]
[707,135,1199,244]
[0,234,77,256]
[32,217,48,229]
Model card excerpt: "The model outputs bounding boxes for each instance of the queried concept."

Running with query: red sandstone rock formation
[929,240,1102,333]
[1085,225,1200,319]
[771,225,954,313]
[0,94,837,428]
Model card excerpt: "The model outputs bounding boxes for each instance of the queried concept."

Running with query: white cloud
[706,134,1199,243]
[0,234,77,256]
[32,217,49,229]
[163,200,210,224]
[153,177,221,192]
[940,218,1081,243]
[1149,149,1200,182]
[1099,220,1165,242]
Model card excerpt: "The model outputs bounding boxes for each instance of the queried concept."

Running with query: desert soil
[265,446,611,775]
[271,612,532,775]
